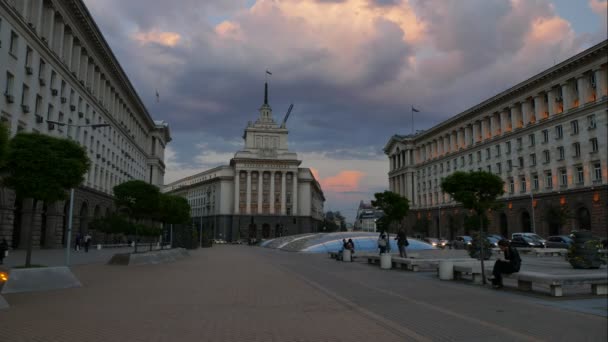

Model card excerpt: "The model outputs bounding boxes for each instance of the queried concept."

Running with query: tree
[89,213,135,241]
[113,180,161,252]
[371,191,409,235]
[158,194,191,248]
[3,133,90,267]
[0,123,9,166]
[441,171,504,284]
[323,211,339,232]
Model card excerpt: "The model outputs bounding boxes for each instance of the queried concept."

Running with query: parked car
[486,236,500,248]
[488,234,506,241]
[424,237,448,249]
[452,236,473,249]
[512,233,546,245]
[545,235,574,249]
[438,238,450,248]
[510,236,545,248]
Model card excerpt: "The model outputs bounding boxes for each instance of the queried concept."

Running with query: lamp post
[49,120,111,266]
[530,191,536,234]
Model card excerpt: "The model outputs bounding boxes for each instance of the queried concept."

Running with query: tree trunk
[24,199,37,267]
[479,213,487,285]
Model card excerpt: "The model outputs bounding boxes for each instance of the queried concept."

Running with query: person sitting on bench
[491,239,521,289]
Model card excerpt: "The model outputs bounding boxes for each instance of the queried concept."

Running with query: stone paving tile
[1,246,606,341]
[0,246,407,342]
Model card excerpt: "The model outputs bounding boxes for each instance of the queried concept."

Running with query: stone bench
[533,248,567,257]
[453,265,608,297]
[453,261,496,284]
[367,255,465,272]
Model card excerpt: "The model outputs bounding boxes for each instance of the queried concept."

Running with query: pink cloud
[318,170,366,193]
[133,30,181,46]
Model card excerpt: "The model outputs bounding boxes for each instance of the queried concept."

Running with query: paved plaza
[1,246,607,341]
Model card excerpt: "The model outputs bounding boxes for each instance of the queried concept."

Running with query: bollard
[380,253,392,269]
[438,260,454,280]
[97,244,102,250]
[343,249,352,262]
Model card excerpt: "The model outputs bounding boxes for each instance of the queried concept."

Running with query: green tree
[113,180,161,252]
[89,213,135,241]
[0,123,9,166]
[441,171,504,284]
[158,194,191,248]
[371,191,409,234]
[3,133,89,267]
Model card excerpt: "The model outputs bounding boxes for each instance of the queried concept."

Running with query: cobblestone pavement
[0,246,606,341]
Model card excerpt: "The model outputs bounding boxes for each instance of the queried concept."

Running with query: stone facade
[385,40,608,239]
[0,0,170,248]
[164,83,325,242]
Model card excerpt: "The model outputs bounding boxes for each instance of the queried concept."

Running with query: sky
[83,0,607,222]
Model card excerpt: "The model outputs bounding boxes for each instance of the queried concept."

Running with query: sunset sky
[84,0,607,221]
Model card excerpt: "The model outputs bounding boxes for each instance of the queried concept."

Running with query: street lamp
[530,191,536,234]
[52,120,111,266]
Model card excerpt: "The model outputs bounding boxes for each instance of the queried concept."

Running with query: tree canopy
[113,180,161,221]
[3,133,90,266]
[3,133,90,203]
[0,123,9,166]
[158,193,191,225]
[371,191,409,233]
[440,171,504,214]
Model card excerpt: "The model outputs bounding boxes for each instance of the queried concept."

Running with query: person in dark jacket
[396,230,409,258]
[491,239,521,289]
[0,238,8,265]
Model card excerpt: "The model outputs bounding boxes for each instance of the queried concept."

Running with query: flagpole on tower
[411,105,420,135]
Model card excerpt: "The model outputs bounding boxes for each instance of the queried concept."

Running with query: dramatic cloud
[83,0,605,220]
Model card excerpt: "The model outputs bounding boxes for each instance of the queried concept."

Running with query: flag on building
[266,70,272,75]
[412,106,420,112]
[156,90,160,103]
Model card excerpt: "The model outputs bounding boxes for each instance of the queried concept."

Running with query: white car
[511,233,546,245]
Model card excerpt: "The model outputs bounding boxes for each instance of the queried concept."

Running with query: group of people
[74,233,93,253]
[377,230,409,257]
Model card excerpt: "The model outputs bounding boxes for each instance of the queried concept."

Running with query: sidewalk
[3,246,139,267]
[0,245,606,341]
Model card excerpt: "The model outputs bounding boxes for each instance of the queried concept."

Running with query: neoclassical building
[0,0,170,248]
[385,40,607,239]
[164,83,325,242]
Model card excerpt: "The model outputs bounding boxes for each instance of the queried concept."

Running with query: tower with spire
[235,81,297,161]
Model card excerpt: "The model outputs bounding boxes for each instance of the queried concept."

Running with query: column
[53,15,64,56]
[292,172,298,216]
[71,41,81,75]
[490,113,498,136]
[443,135,449,154]
[281,172,286,215]
[511,104,522,130]
[401,174,407,197]
[577,75,591,105]
[246,171,251,214]
[522,99,533,126]
[594,67,607,99]
[534,94,547,120]
[395,176,400,195]
[257,171,263,214]
[269,171,275,214]
[500,109,510,133]
[234,170,240,214]
[464,125,472,147]
[481,117,489,141]
[546,88,557,116]
[452,131,458,150]
[43,4,55,46]
[29,0,43,34]
[62,29,73,66]
[561,82,574,111]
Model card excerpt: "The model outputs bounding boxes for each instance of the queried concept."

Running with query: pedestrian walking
[84,233,92,253]
[75,233,81,252]
[396,230,409,258]
[347,239,355,255]
[491,239,521,289]
[378,233,388,255]
[0,238,8,265]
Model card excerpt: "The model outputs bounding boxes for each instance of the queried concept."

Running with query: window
[496,162,502,174]
[460,156,464,167]
[506,141,511,154]
[47,104,53,121]
[532,174,539,190]
[4,72,14,96]
[530,153,536,166]
[25,46,33,70]
[486,148,491,160]
[509,178,514,194]
[590,138,598,153]
[543,150,550,164]
[573,142,580,158]
[476,151,481,162]
[447,160,451,171]
[21,84,29,107]
[60,81,66,98]
[542,129,549,143]
[587,114,596,129]
[576,166,584,184]
[468,154,473,165]
[9,31,18,56]
[486,165,491,172]
[518,157,524,168]
[38,59,46,83]
[495,144,501,157]
[516,137,523,150]
[570,120,579,135]
[34,95,42,116]
[560,168,567,187]
[558,146,565,160]
[555,125,563,139]
[50,71,57,90]
[520,177,527,192]
[507,160,513,171]
[529,134,535,146]
[545,171,553,188]
[593,162,602,181]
